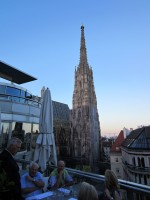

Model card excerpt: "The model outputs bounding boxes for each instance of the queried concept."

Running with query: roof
[121,126,150,149]
[53,101,70,121]
[0,61,37,84]
[111,130,125,152]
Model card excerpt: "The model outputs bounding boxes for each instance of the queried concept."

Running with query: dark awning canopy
[0,61,37,84]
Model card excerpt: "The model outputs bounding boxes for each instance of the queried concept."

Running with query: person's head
[104,169,119,190]
[29,162,39,177]
[78,182,98,200]
[7,137,22,155]
[57,160,65,172]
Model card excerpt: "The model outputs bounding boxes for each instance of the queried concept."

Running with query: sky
[0,0,150,136]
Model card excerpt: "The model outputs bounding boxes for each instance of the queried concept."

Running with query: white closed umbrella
[33,88,57,172]
[0,106,1,147]
[0,106,1,134]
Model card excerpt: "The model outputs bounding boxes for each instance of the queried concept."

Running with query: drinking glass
[57,192,64,200]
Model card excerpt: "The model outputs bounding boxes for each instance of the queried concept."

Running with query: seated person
[78,182,98,200]
[21,162,45,198]
[103,169,122,200]
[48,160,73,189]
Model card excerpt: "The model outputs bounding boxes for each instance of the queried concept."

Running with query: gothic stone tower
[71,26,101,172]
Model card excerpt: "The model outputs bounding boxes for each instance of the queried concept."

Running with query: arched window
[138,157,141,167]
[144,175,147,185]
[141,157,145,168]
[135,174,137,183]
[139,174,141,184]
[132,157,136,166]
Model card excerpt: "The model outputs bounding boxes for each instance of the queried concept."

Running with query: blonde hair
[104,169,119,190]
[78,182,98,200]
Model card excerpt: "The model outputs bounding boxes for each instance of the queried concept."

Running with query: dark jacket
[0,149,23,200]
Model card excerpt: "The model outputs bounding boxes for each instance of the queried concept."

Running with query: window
[0,122,9,149]
[139,174,141,184]
[138,157,141,167]
[141,157,145,168]
[12,122,32,151]
[132,157,136,166]
[115,158,118,162]
[116,168,120,173]
[26,92,32,99]
[144,175,147,185]
[6,86,20,96]
[32,124,39,134]
[0,85,6,94]
[148,157,150,167]
[20,90,25,97]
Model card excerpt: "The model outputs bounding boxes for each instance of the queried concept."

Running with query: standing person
[103,169,122,200]
[0,137,23,200]
[78,182,99,200]
[21,162,45,198]
[48,160,73,189]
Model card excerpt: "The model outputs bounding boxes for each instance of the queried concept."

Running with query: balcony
[123,160,150,174]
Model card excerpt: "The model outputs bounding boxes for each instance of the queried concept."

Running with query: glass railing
[0,94,41,107]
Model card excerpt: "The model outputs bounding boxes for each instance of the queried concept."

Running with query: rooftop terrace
[17,159,150,200]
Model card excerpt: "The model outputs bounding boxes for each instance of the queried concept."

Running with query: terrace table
[25,183,80,200]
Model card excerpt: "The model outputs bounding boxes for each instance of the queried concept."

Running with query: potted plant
[0,160,15,199]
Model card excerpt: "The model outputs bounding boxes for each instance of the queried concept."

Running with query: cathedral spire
[71,26,101,172]
[79,25,88,67]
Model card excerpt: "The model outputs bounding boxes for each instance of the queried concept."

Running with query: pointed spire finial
[79,25,88,66]
[81,24,84,30]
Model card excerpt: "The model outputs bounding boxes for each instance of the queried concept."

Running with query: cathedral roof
[52,100,70,121]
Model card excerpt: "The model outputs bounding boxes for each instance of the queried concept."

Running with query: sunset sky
[0,0,150,136]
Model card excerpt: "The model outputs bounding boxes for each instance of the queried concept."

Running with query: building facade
[0,81,40,152]
[0,66,71,161]
[70,26,101,172]
[102,141,112,162]
[121,126,150,185]
[110,130,125,179]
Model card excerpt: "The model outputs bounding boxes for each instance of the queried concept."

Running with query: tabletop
[25,183,81,200]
